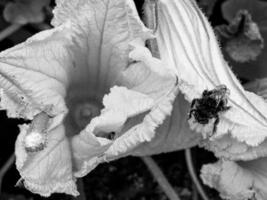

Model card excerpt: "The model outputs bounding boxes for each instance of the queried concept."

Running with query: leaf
[156,0,267,146]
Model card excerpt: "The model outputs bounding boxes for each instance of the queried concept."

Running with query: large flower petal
[156,0,267,146]
[15,123,78,197]
[103,44,179,158]
[131,93,201,156]
[0,22,79,197]
[0,24,72,119]
[201,158,267,200]
[71,85,154,176]
[99,41,198,158]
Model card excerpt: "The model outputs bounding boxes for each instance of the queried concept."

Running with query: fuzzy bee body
[188,85,231,134]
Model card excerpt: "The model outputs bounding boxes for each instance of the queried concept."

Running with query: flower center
[64,85,105,136]
[73,102,101,129]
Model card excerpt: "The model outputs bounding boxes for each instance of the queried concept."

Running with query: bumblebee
[188,85,231,134]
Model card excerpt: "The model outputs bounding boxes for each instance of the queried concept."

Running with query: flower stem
[0,24,22,42]
[141,156,181,200]
[185,149,209,200]
[31,23,52,31]
[0,153,15,193]
[192,183,199,200]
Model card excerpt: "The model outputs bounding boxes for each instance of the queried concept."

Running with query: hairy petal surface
[156,0,267,146]
[201,159,267,200]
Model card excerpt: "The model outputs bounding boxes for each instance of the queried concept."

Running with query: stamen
[24,112,49,153]
[73,102,101,129]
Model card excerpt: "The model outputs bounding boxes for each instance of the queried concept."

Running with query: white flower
[0,0,199,197]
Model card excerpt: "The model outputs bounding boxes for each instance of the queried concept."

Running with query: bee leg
[226,106,231,111]
[202,90,210,97]
[188,109,196,120]
[190,99,197,109]
[213,115,220,134]
[188,99,197,118]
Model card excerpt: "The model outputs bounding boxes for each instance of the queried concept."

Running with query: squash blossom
[156,0,267,199]
[0,0,200,197]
